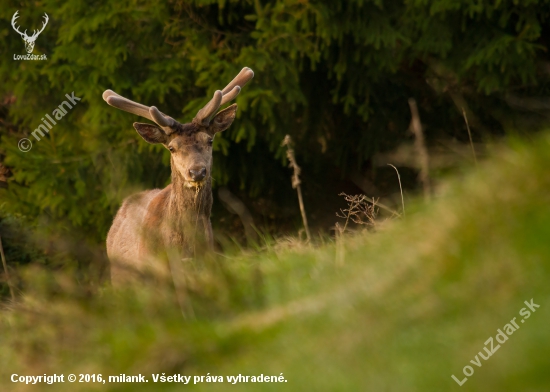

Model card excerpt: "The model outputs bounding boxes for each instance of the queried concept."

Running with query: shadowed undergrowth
[1,132,550,391]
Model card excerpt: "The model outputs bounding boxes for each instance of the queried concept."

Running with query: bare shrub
[336,193,379,234]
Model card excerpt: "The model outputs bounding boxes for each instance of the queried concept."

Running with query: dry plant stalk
[387,164,406,217]
[360,194,400,217]
[336,193,379,233]
[462,107,478,167]
[282,135,311,242]
[334,221,345,266]
[408,98,431,201]
[0,235,15,300]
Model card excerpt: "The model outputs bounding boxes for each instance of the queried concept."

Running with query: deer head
[102,67,254,188]
[11,11,49,54]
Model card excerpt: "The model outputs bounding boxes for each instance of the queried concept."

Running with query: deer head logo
[11,11,49,54]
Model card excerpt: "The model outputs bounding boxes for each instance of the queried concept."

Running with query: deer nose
[189,167,207,182]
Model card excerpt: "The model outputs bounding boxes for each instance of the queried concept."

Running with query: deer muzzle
[188,167,207,182]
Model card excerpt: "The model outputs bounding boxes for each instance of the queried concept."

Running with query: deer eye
[168,146,175,153]
[207,138,213,146]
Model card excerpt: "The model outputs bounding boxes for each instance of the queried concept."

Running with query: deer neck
[168,171,213,218]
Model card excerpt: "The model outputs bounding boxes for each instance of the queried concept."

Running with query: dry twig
[462,107,478,167]
[408,98,431,201]
[336,193,378,233]
[282,135,311,242]
[387,164,405,217]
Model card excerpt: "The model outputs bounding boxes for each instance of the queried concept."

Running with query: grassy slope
[1,133,550,391]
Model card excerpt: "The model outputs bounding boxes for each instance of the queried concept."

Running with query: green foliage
[1,0,550,242]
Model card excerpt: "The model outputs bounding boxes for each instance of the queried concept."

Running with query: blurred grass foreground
[1,131,550,391]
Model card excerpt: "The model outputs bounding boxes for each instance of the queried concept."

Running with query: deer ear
[209,104,237,134]
[133,122,168,144]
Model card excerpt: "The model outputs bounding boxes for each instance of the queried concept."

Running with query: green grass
[1,132,550,391]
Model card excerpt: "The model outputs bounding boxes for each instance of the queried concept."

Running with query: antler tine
[221,67,254,95]
[194,67,254,125]
[102,90,121,100]
[103,90,151,118]
[220,86,241,106]
[195,90,223,125]
[150,106,175,128]
[102,89,175,130]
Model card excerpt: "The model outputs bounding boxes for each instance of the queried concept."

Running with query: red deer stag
[103,67,254,285]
